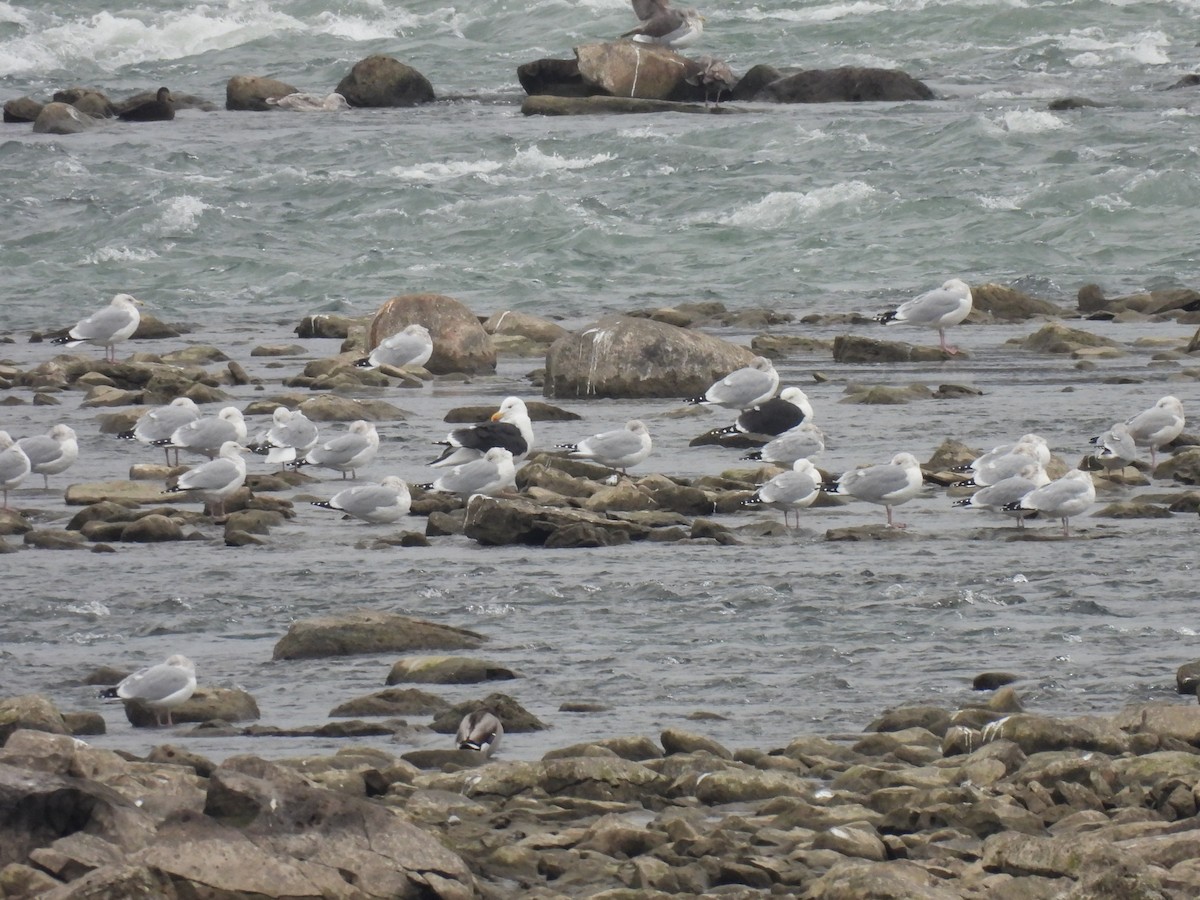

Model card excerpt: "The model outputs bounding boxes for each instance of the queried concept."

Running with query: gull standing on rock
[688,357,779,411]
[742,459,822,529]
[424,447,516,498]
[961,438,1051,488]
[953,460,1048,529]
[17,425,78,488]
[51,293,142,362]
[712,387,813,439]
[559,420,652,476]
[0,432,31,509]
[311,476,412,524]
[876,279,973,355]
[1119,396,1185,469]
[254,407,319,469]
[99,654,196,726]
[293,420,379,480]
[1089,422,1137,472]
[120,397,200,465]
[687,56,736,108]
[430,397,533,467]
[624,0,705,49]
[1005,468,1095,537]
[159,406,247,460]
[164,440,250,519]
[829,452,924,528]
[456,709,503,756]
[355,323,434,370]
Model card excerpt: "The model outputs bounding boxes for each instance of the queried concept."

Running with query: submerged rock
[225,74,300,111]
[272,610,487,660]
[335,55,435,107]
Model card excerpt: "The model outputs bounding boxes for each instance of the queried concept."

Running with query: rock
[294,313,365,339]
[1113,703,1200,744]
[429,692,548,734]
[0,695,70,744]
[1020,322,1120,354]
[574,41,696,101]
[840,383,933,405]
[329,688,450,718]
[120,514,184,543]
[544,315,758,399]
[974,671,1021,691]
[23,530,88,550]
[386,656,520,685]
[367,293,495,375]
[32,102,98,135]
[462,495,647,546]
[272,610,486,660]
[297,393,407,422]
[1049,96,1103,110]
[1176,661,1200,695]
[335,55,435,107]
[812,824,888,861]
[482,310,569,344]
[660,728,732,759]
[1156,448,1200,484]
[4,96,43,122]
[970,283,1065,320]
[122,687,259,728]
[756,67,935,103]
[225,74,300,111]
[832,335,954,363]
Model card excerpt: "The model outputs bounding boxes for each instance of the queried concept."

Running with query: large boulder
[53,87,116,118]
[273,610,487,660]
[32,102,97,135]
[970,283,1065,321]
[544,315,758,399]
[755,67,935,103]
[463,495,649,546]
[3,96,43,122]
[335,55,435,107]
[367,293,495,374]
[519,43,713,102]
[225,74,300,111]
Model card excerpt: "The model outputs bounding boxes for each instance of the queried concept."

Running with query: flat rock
[273,610,487,660]
[386,656,520,685]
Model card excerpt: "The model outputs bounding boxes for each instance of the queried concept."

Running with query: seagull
[311,476,412,524]
[558,420,652,476]
[51,293,142,362]
[456,709,503,756]
[687,56,736,108]
[961,438,1051,487]
[157,406,247,460]
[741,423,826,466]
[876,279,973,354]
[955,433,1051,476]
[99,654,196,726]
[163,440,249,518]
[252,407,319,469]
[0,431,31,509]
[16,425,78,489]
[688,357,779,411]
[430,397,533,468]
[120,397,201,465]
[828,452,924,528]
[953,461,1048,529]
[712,387,813,439]
[742,459,822,529]
[1120,396,1185,468]
[1004,468,1095,537]
[355,323,433,370]
[423,447,516,498]
[292,420,379,479]
[624,1,705,49]
[265,91,350,112]
[1089,422,1137,472]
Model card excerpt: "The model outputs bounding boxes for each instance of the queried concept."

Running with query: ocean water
[1,0,1199,761]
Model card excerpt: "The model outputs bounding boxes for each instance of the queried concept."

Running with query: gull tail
[875,309,899,324]
[97,687,119,699]
[741,450,764,461]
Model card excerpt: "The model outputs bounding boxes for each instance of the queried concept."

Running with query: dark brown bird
[118,87,175,122]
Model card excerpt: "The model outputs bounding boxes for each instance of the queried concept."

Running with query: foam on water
[146,195,211,235]
[717,182,879,229]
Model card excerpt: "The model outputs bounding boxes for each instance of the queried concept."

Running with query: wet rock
[812,824,889,861]
[660,727,733,759]
[1049,96,1103,110]
[1176,661,1200,695]
[23,530,87,550]
[1094,500,1173,518]
[367,293,494,375]
[329,688,450,718]
[294,313,365,339]
[0,695,71,744]
[482,310,569,345]
[4,96,43,122]
[297,393,406,422]
[335,55,435,107]
[832,334,955,363]
[225,74,300,111]
[273,610,486,660]
[121,686,260,728]
[1113,703,1200,744]
[0,509,33,536]
[429,692,548,734]
[385,655,519,685]
[1019,322,1120,354]
[32,102,98,135]
[970,283,1065,320]
[544,735,663,761]
[1155,448,1200,484]
[574,41,696,101]
[463,495,647,547]
[120,513,184,543]
[841,383,934,405]
[544,314,758,399]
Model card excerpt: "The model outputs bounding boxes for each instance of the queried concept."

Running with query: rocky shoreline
[6,674,1200,898]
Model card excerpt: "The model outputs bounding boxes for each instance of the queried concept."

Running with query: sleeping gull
[686,56,737,108]
[624,0,705,49]
[0,432,31,509]
[99,654,196,726]
[431,396,533,468]
[829,452,924,527]
[17,424,78,488]
[558,420,652,475]
[355,323,433,370]
[741,422,826,466]
[120,397,200,465]
[1089,422,1137,472]
[253,407,319,468]
[51,293,142,362]
[1004,468,1095,537]
[742,458,821,529]
[688,357,779,411]
[710,387,813,439]
[1119,396,1185,468]
[164,440,249,518]
[876,279,973,354]
[956,433,1051,475]
[265,91,350,112]
[962,438,1051,487]
[953,460,1048,529]
[292,420,379,480]
[311,476,412,524]
[158,406,247,460]
[424,447,516,498]
[457,709,503,756]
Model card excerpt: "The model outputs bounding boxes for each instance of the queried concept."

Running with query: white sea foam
[82,246,159,264]
[718,182,878,228]
[509,146,616,174]
[983,109,1069,134]
[146,195,210,235]
[1058,27,1171,67]
[387,159,504,182]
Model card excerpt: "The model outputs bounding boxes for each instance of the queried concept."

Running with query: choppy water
[1,0,1199,760]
